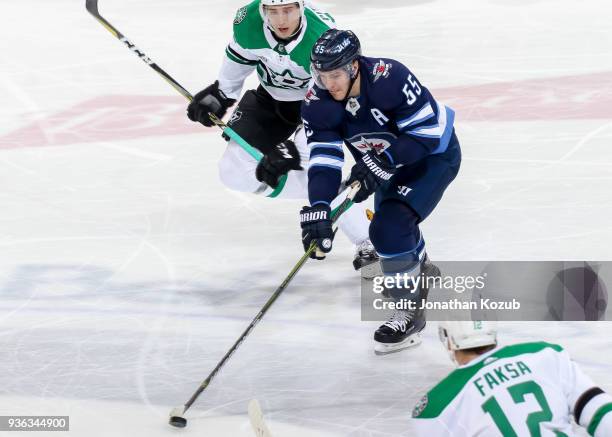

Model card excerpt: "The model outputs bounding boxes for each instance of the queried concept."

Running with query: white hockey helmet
[260,0,304,12]
[438,321,497,351]
[259,0,305,34]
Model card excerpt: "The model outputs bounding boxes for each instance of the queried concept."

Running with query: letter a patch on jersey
[412,394,428,418]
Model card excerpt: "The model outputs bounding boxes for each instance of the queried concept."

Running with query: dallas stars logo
[261,66,310,90]
[234,7,247,25]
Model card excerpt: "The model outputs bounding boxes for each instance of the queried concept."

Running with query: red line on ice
[0,95,204,150]
[436,70,612,122]
[1,71,611,150]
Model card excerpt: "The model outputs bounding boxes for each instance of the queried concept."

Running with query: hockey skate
[374,254,440,355]
[353,239,382,279]
[374,307,426,355]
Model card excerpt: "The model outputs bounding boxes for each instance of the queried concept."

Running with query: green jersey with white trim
[218,0,335,102]
[412,342,612,437]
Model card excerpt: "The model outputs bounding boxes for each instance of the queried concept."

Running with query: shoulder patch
[232,1,268,50]
[373,60,392,82]
[234,6,247,25]
[412,394,429,418]
[304,88,320,106]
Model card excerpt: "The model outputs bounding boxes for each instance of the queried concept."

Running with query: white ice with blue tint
[1,0,611,435]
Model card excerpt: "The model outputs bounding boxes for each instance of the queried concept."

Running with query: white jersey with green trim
[218,0,335,102]
[411,342,612,437]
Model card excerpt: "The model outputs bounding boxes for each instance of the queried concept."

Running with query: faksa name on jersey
[412,342,612,437]
[219,0,336,102]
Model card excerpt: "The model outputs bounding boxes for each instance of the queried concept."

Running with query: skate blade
[374,333,423,355]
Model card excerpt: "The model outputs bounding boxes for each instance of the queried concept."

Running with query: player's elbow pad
[574,387,612,436]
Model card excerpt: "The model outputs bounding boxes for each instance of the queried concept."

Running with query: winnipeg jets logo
[345,97,360,116]
[373,60,392,82]
[354,136,391,153]
[304,88,319,106]
[347,132,396,154]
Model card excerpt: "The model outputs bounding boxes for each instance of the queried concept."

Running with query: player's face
[316,63,355,101]
[322,72,349,100]
[264,4,301,39]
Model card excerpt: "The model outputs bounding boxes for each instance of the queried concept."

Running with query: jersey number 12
[481,380,568,437]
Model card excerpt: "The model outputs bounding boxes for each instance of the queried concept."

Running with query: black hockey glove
[346,150,396,203]
[187,81,236,127]
[255,140,303,188]
[300,203,334,260]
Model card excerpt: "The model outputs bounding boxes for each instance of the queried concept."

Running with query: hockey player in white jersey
[411,321,612,436]
[186,0,377,272]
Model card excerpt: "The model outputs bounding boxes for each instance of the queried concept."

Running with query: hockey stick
[85,0,190,99]
[248,399,273,437]
[168,182,360,428]
[85,0,287,195]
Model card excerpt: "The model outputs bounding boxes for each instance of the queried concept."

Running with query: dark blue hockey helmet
[311,29,362,72]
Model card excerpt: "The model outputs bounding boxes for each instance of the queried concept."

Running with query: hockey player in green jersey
[186,0,377,273]
[412,321,612,436]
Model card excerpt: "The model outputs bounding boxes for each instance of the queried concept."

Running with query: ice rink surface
[1,0,612,435]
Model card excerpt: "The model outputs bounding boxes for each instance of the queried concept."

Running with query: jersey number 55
[403,74,422,106]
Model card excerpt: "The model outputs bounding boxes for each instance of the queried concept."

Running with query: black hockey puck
[169,415,187,428]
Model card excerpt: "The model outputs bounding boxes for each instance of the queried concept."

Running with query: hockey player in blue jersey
[299,29,461,354]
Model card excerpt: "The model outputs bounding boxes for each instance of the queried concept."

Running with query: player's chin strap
[342,60,361,103]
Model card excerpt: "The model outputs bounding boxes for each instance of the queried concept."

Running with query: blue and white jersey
[301,56,457,205]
